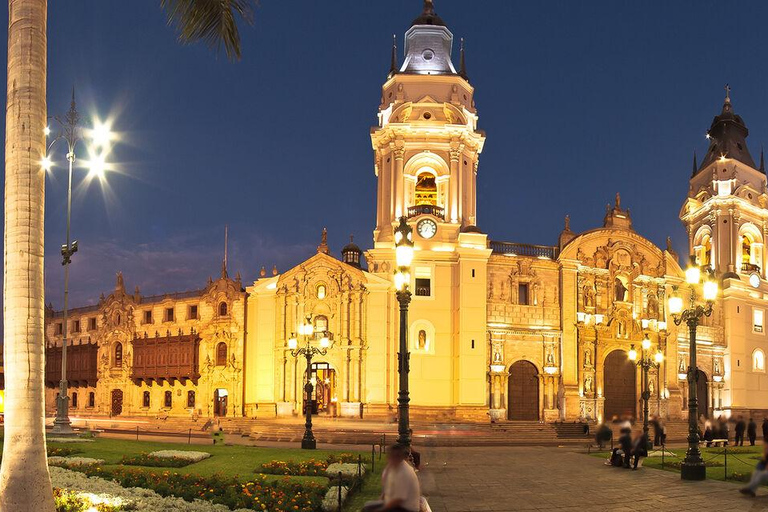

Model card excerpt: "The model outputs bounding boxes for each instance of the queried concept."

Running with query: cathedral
[38,1,768,424]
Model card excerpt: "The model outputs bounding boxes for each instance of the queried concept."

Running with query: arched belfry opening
[415,172,437,206]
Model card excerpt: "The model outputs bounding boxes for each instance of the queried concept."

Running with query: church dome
[341,236,364,269]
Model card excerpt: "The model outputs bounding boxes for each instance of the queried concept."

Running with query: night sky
[3,0,768,309]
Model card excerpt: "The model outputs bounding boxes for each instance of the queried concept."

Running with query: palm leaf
[160,0,255,61]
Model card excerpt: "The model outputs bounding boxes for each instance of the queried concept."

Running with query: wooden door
[111,389,123,416]
[508,361,539,421]
[603,350,636,421]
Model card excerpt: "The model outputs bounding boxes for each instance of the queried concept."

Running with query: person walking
[740,443,768,497]
[632,431,649,470]
[762,417,768,442]
[619,427,633,469]
[363,444,421,512]
[651,416,661,447]
[736,416,746,447]
[748,418,758,446]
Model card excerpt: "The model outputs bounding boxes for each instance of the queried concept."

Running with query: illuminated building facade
[41,2,766,423]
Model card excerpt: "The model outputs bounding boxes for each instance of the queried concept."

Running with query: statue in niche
[584,347,592,367]
[488,279,494,299]
[647,292,659,319]
[545,351,555,368]
[584,375,593,393]
[614,277,628,302]
[417,330,427,350]
[714,359,721,376]
[617,318,628,338]
[583,285,595,308]
[492,345,503,364]
[648,378,655,397]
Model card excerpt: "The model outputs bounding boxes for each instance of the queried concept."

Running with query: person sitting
[618,427,633,469]
[740,442,768,497]
[363,444,421,512]
[704,425,714,447]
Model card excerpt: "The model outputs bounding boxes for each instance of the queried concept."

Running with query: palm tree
[0,1,253,510]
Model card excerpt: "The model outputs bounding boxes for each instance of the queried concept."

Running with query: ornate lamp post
[668,263,718,481]
[45,91,113,435]
[394,217,414,448]
[628,334,663,448]
[288,316,334,449]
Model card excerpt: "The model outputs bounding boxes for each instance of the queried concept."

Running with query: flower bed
[68,465,326,511]
[148,450,211,463]
[326,463,365,479]
[54,487,126,512]
[48,447,83,458]
[121,453,195,468]
[49,456,106,467]
[259,453,362,477]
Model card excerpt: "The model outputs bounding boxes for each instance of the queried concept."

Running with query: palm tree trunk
[0,0,55,510]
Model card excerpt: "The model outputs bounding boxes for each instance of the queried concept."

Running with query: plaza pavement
[417,446,764,511]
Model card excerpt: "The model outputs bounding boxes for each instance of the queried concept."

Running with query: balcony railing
[742,262,761,274]
[490,241,560,260]
[407,204,445,219]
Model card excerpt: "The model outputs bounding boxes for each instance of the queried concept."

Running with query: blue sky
[3,0,768,308]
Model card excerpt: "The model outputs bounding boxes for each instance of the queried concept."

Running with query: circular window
[422,49,434,61]
[422,112,432,120]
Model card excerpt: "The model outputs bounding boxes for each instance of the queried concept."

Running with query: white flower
[326,462,365,478]
[48,456,105,467]
[322,485,349,512]
[148,450,211,462]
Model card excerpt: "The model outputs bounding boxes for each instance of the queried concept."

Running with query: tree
[0,1,253,510]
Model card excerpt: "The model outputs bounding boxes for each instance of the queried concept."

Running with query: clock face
[417,219,437,239]
[750,273,761,288]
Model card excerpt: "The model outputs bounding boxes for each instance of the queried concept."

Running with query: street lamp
[288,316,334,449]
[668,261,718,481]
[628,335,663,448]
[46,90,114,435]
[394,217,414,448]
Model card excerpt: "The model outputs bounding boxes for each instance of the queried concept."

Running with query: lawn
[591,445,763,482]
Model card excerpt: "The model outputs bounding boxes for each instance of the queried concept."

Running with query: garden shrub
[120,453,195,468]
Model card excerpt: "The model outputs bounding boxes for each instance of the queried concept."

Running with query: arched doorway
[696,370,709,419]
[214,389,228,417]
[603,350,636,421]
[304,362,337,415]
[111,389,123,416]
[508,361,539,421]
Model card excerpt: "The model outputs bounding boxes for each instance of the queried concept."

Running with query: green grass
[343,461,384,511]
[590,445,763,482]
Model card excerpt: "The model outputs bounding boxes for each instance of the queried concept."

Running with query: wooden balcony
[490,241,559,259]
[131,332,200,384]
[742,262,761,274]
[45,342,99,388]
[407,204,445,219]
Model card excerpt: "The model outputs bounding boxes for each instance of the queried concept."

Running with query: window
[415,278,431,297]
[314,315,328,333]
[116,313,121,325]
[88,317,97,331]
[88,392,95,408]
[743,234,753,264]
[164,391,172,408]
[71,392,78,408]
[316,284,327,300]
[72,320,80,333]
[701,235,712,267]
[415,171,437,206]
[518,283,530,305]
[216,342,228,366]
[114,342,123,367]
[143,310,153,324]
[218,302,228,316]
[165,307,174,322]
[754,309,764,334]
[56,323,63,335]
[187,390,196,408]
[143,391,150,408]
[754,349,766,372]
[189,305,198,320]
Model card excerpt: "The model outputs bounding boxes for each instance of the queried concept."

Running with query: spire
[691,150,698,177]
[221,225,229,278]
[459,38,468,80]
[389,34,398,77]
[317,227,330,255]
[696,85,756,173]
[411,0,446,27]
[115,271,125,292]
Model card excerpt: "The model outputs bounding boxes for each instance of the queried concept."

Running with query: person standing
[651,416,661,447]
[632,431,649,470]
[736,417,746,447]
[741,442,768,497]
[748,418,758,446]
[363,444,421,512]
[762,417,768,442]
[619,427,633,469]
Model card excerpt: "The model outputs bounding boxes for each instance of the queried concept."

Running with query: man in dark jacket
[619,427,633,468]
[748,418,758,446]
[762,418,768,441]
[735,416,746,446]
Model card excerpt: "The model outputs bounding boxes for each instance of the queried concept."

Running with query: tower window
[754,349,765,372]
[88,392,95,408]
[216,342,228,366]
[144,310,153,324]
[415,172,437,206]
[187,390,196,408]
[415,278,431,297]
[114,342,123,368]
[165,307,174,322]
[88,317,97,331]
[518,283,530,305]
[189,305,198,320]
[219,302,228,316]
[754,309,764,334]
[71,392,78,408]
[143,391,151,408]
[164,391,172,408]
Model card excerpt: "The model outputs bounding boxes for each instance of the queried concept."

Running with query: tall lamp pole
[668,263,718,481]
[628,333,663,449]
[46,90,113,435]
[288,316,334,450]
[394,217,415,448]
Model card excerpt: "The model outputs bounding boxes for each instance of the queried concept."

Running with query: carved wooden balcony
[490,241,560,259]
[131,332,200,384]
[45,342,99,388]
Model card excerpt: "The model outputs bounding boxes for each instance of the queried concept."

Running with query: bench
[702,438,728,447]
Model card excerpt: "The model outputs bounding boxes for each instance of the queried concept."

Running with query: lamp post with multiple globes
[288,316,334,450]
[628,334,664,448]
[394,217,415,448]
[45,91,114,435]
[668,262,719,481]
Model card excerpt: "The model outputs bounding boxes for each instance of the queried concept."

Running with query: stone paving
[417,446,768,511]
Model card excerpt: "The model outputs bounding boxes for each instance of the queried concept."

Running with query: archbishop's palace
[22,2,768,425]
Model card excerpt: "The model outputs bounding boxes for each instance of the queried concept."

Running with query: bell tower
[371,0,485,245]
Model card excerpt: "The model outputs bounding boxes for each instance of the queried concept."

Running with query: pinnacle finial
[389,34,398,76]
[725,83,731,102]
[423,0,435,15]
[459,38,468,79]
[615,192,621,209]
[692,150,698,175]
[760,145,765,173]
[317,227,330,254]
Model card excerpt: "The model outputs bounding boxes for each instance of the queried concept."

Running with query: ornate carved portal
[111,389,123,416]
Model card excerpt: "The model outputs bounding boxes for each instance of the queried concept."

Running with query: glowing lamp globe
[628,345,638,362]
[703,280,718,302]
[654,351,664,364]
[320,336,329,349]
[685,266,701,285]
[288,337,298,350]
[641,337,651,351]
[668,293,683,315]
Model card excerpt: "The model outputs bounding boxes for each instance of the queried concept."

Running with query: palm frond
[160,0,255,61]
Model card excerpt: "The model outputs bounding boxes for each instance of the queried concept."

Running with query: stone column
[393,144,405,219]
[449,142,460,223]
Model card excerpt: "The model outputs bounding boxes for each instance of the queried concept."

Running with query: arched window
[314,315,328,333]
[164,390,172,408]
[742,234,753,264]
[142,391,150,407]
[71,392,78,408]
[216,342,228,366]
[88,392,95,408]
[415,171,437,206]
[754,349,765,372]
[187,390,196,408]
[116,313,121,325]
[701,235,712,267]
[114,342,123,367]
[218,301,228,316]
